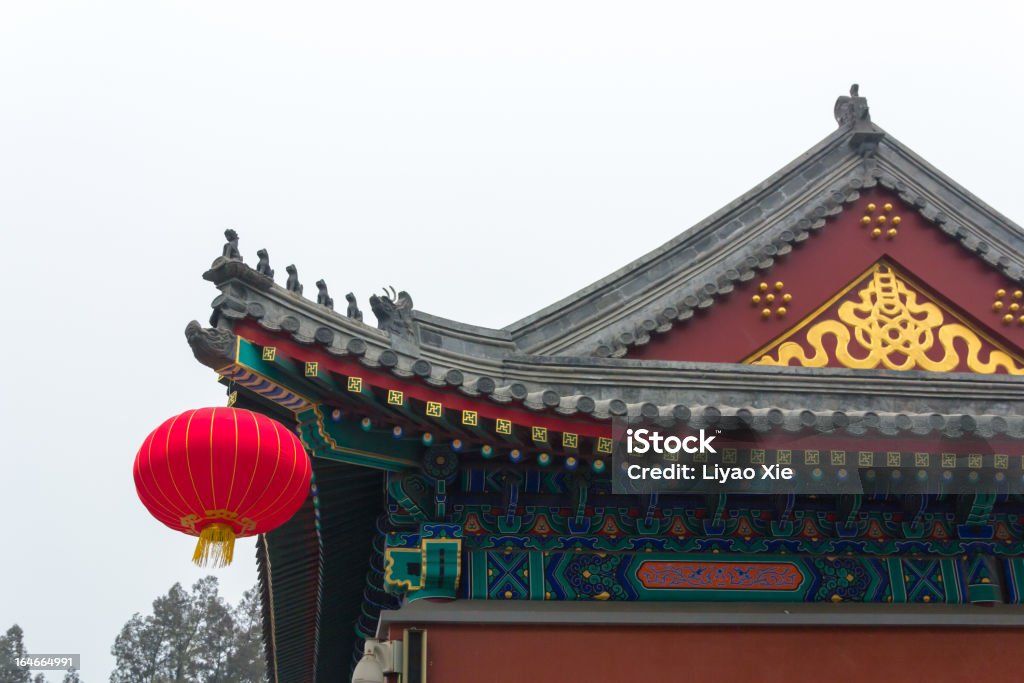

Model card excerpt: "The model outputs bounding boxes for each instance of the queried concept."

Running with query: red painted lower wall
[389,623,1024,683]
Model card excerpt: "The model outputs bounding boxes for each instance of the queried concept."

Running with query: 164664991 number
[15,654,80,671]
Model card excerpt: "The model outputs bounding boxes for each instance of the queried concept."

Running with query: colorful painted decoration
[133,407,311,567]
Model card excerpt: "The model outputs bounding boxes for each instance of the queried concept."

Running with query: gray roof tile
[195,89,1024,440]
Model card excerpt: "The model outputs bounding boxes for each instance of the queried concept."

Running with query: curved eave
[220,318,1024,440]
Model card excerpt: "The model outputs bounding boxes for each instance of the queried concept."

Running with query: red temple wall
[388,623,1024,683]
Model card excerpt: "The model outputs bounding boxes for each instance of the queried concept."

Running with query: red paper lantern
[133,407,311,567]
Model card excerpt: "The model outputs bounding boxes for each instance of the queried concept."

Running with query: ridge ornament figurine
[346,292,363,321]
[256,248,274,279]
[286,264,303,295]
[316,279,334,309]
[222,228,242,261]
[369,286,415,337]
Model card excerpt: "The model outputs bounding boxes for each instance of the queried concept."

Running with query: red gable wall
[629,190,1024,365]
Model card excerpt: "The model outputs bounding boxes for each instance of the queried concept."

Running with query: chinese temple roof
[204,86,1024,363]
[190,86,1024,681]
[203,85,1024,382]
[200,89,1024,435]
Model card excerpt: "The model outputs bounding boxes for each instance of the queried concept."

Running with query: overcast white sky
[2,1,1024,680]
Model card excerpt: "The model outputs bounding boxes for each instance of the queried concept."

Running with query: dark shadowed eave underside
[248,394,385,683]
[257,510,317,683]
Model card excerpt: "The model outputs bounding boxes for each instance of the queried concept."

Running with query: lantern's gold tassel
[192,523,236,567]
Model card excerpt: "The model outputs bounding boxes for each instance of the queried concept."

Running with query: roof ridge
[503,124,857,351]
[575,133,1024,359]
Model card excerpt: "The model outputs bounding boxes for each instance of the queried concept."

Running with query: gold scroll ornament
[751,264,1024,374]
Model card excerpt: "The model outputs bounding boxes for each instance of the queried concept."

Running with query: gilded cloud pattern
[753,264,1024,374]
